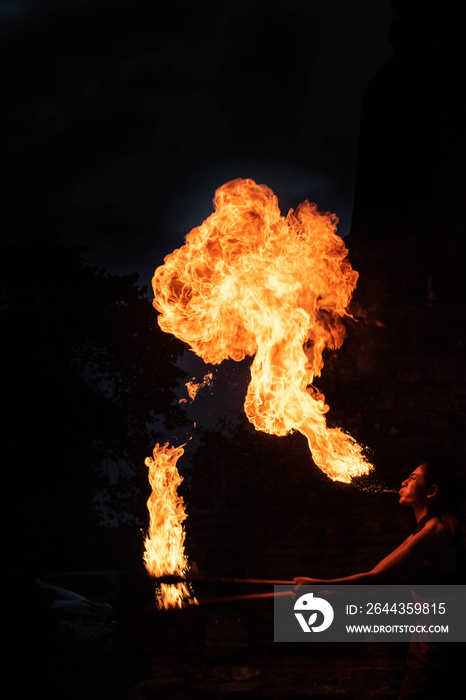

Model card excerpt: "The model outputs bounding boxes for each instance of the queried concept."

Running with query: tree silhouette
[2,232,188,572]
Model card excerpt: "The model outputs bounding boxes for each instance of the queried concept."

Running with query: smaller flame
[184,372,213,403]
[143,443,197,609]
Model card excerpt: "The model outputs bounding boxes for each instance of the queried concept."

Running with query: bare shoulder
[417,517,450,539]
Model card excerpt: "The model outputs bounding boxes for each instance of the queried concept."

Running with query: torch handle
[197,590,295,605]
[189,574,294,585]
[155,573,294,586]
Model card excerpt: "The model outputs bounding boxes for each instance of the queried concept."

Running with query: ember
[152,178,373,483]
[182,372,213,403]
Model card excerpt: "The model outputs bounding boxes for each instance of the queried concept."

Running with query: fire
[153,178,373,483]
[182,372,213,403]
[143,443,197,609]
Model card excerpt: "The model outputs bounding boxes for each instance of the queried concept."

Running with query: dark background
[0,0,393,282]
[3,2,465,698]
[2,0,399,557]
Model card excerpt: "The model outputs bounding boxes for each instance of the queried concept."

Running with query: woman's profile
[294,459,466,698]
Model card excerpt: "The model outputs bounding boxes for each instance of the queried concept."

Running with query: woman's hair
[420,460,466,515]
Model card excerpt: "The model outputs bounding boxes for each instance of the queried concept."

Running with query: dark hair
[421,460,466,514]
[414,461,465,539]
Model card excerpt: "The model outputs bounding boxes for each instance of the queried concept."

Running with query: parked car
[38,571,122,604]
[38,569,154,616]
[35,579,116,642]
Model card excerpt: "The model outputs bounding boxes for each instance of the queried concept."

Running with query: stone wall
[341,0,465,477]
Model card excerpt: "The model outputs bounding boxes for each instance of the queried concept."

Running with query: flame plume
[153,178,372,483]
[143,443,196,609]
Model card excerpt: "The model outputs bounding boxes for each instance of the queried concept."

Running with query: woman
[294,460,465,698]
[295,461,465,587]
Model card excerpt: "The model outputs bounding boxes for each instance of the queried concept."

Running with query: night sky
[0,0,394,289]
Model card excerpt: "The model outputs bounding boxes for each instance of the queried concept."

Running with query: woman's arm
[294,520,445,586]
[294,571,378,586]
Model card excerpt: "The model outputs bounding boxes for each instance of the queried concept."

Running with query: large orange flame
[143,443,196,609]
[153,178,372,483]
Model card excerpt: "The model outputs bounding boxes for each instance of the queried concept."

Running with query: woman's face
[399,464,430,507]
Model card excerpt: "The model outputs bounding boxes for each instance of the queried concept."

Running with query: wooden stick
[155,573,294,586]
[196,590,295,605]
